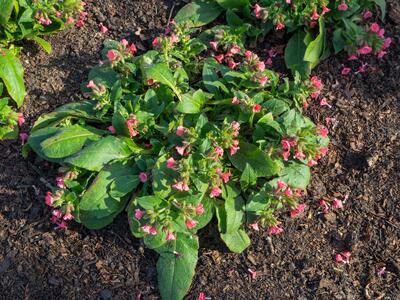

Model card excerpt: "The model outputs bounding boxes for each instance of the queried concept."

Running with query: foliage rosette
[28,23,329,300]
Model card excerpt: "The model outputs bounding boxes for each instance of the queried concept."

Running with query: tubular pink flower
[276,180,286,190]
[322,6,331,15]
[99,23,108,33]
[166,157,176,169]
[290,203,306,218]
[215,147,224,157]
[45,192,54,206]
[308,159,317,167]
[362,10,373,19]
[370,23,380,33]
[139,172,148,183]
[275,22,285,30]
[195,203,204,215]
[229,45,241,55]
[209,186,222,198]
[17,113,25,127]
[63,212,74,221]
[135,209,144,220]
[166,232,176,241]
[250,223,259,231]
[256,61,265,72]
[214,54,225,64]
[320,98,332,108]
[185,219,198,230]
[172,181,189,192]
[338,3,348,11]
[232,96,240,105]
[268,225,283,235]
[56,176,65,189]
[252,104,262,113]
[221,172,232,184]
[332,198,343,209]
[341,67,351,76]
[319,125,329,137]
[254,4,262,18]
[108,126,116,134]
[19,133,29,145]
[176,126,186,137]
[107,50,118,61]
[357,45,372,55]
[294,150,306,160]
[209,41,218,51]
[282,151,290,161]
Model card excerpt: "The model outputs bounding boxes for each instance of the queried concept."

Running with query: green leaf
[39,125,101,159]
[373,0,386,19]
[30,36,52,54]
[145,63,181,99]
[224,196,245,234]
[0,49,25,107]
[279,162,311,189]
[175,0,223,27]
[264,99,290,116]
[0,0,14,26]
[176,89,206,114]
[284,30,310,78]
[137,195,163,210]
[216,0,249,9]
[152,155,178,199]
[333,28,346,54]
[88,65,119,88]
[246,192,270,213]
[156,233,199,300]
[65,136,133,171]
[78,162,135,229]
[228,142,281,178]
[304,18,325,68]
[240,163,257,190]
[109,175,139,198]
[279,109,306,136]
[220,229,250,253]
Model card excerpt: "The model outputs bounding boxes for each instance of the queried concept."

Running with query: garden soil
[0,0,399,299]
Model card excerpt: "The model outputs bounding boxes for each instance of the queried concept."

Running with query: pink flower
[209,186,222,198]
[152,38,159,47]
[320,199,329,213]
[107,50,118,61]
[377,50,386,59]
[265,58,273,67]
[254,4,262,18]
[198,293,206,300]
[357,45,372,55]
[378,28,385,38]
[276,180,286,190]
[170,34,179,44]
[142,225,157,235]
[256,61,265,72]
[55,11,62,18]
[166,232,176,241]
[335,253,344,263]
[127,119,138,138]
[268,225,283,235]
[294,150,306,160]
[338,3,348,11]
[66,17,74,24]
[172,181,189,192]
[221,171,232,184]
[17,113,25,127]
[252,104,262,113]
[214,54,225,64]
[121,39,129,47]
[370,23,380,33]
[227,59,238,69]
[176,126,186,136]
[275,22,285,30]
[282,151,290,161]
[45,192,54,206]
[348,55,358,61]
[128,43,137,55]
[248,268,257,280]
[176,145,186,156]
[332,198,343,209]
[319,125,329,137]
[290,203,306,218]
[244,50,254,58]
[57,221,68,230]
[63,212,74,221]
[311,10,320,21]
[382,37,392,50]
[56,176,65,189]
[135,209,144,220]
[215,146,224,157]
[258,76,269,86]
[232,96,240,105]
[230,140,240,155]
[196,203,204,215]
[166,157,176,169]
[19,132,29,145]
[229,45,241,55]
[250,223,259,231]
[320,98,332,108]
[185,219,198,230]
[310,76,322,90]
[377,267,386,277]
[336,251,351,263]
[284,187,293,197]
[341,67,351,76]
[308,159,317,167]
[281,139,291,150]
[319,147,329,157]
[108,126,116,134]
[52,209,62,219]
[99,23,108,33]
[139,172,148,183]
[86,80,97,89]
[209,41,218,51]
[363,10,373,19]
[322,6,331,15]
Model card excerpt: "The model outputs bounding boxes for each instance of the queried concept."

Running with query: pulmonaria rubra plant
[175,0,389,77]
[27,23,329,300]
[0,0,85,140]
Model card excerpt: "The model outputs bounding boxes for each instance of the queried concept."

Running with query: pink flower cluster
[320,194,348,214]
[126,115,139,138]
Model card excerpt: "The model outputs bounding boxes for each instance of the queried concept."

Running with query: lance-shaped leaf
[65,136,134,171]
[278,162,311,190]
[0,0,14,26]
[284,30,310,78]
[156,233,199,300]
[0,49,25,107]
[175,0,223,27]
[176,89,206,114]
[144,63,181,100]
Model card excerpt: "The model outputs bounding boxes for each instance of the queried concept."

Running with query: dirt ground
[0,0,399,299]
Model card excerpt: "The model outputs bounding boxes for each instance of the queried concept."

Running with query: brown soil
[0,1,399,299]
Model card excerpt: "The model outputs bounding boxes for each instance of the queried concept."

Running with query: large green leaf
[176,89,206,114]
[228,142,281,178]
[145,63,181,99]
[78,162,135,229]
[224,196,245,234]
[284,30,310,78]
[373,0,386,19]
[152,155,178,199]
[0,49,25,107]
[304,18,325,68]
[65,136,133,171]
[220,229,250,253]
[39,125,101,159]
[175,0,223,27]
[156,233,199,300]
[279,162,310,189]
[0,0,14,26]
[240,163,257,190]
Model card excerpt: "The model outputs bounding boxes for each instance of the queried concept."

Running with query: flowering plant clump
[27,21,329,299]
[174,0,389,77]
[0,0,85,140]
